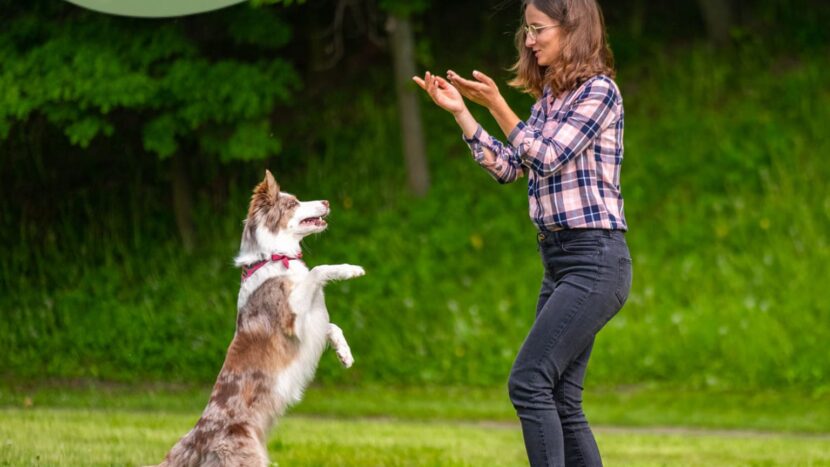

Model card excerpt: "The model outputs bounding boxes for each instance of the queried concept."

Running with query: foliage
[0,0,299,160]
[1,0,829,392]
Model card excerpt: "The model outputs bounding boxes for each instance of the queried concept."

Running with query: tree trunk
[697,0,732,46]
[629,0,646,40]
[387,13,430,197]
[171,151,195,253]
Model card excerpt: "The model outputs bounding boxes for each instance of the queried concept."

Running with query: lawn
[1,383,829,466]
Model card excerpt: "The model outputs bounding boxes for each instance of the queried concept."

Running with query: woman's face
[524,3,563,67]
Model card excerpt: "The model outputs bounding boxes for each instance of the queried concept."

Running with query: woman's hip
[536,229,632,306]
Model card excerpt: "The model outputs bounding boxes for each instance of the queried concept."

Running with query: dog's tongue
[302,217,325,225]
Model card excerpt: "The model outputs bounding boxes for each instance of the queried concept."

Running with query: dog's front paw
[337,347,354,368]
[333,264,365,280]
[313,264,365,282]
[328,264,366,281]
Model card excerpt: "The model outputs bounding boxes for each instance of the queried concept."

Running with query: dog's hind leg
[327,323,354,368]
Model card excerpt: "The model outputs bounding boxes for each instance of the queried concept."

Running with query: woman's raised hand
[447,70,504,110]
[413,71,468,116]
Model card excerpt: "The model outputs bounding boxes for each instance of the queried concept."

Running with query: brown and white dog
[153,170,364,467]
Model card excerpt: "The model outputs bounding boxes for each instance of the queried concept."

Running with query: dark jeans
[508,229,632,467]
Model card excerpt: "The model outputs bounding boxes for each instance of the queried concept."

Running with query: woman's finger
[426,72,438,97]
[416,72,442,105]
[447,77,475,95]
[452,75,489,93]
[434,75,453,89]
[472,70,496,87]
[446,72,469,93]
[447,69,469,88]
[447,69,473,84]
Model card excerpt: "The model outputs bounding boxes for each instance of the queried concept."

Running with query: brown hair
[508,0,615,98]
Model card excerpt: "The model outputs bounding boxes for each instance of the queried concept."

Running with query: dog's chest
[273,276,330,405]
[289,272,330,345]
[237,262,307,309]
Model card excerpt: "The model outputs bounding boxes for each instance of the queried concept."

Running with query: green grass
[2,407,830,466]
[2,383,830,465]
[3,382,830,433]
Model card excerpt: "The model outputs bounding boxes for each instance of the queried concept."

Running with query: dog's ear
[264,170,280,202]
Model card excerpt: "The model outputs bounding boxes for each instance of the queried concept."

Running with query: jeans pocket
[615,257,632,305]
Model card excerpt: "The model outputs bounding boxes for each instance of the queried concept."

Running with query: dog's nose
[322,200,329,208]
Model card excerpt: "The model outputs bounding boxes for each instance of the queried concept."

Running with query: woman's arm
[447,70,521,139]
[452,73,618,177]
[512,78,617,176]
[413,72,523,183]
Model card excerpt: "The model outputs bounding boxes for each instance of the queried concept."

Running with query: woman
[414,1,632,465]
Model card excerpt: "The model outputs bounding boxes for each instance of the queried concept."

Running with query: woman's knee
[508,364,556,409]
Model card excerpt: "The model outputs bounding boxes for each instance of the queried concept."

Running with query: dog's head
[236,170,329,264]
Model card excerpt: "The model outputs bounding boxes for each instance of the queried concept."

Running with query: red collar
[241,253,304,281]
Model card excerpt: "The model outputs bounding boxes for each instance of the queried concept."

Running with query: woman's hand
[413,71,468,116]
[447,70,505,111]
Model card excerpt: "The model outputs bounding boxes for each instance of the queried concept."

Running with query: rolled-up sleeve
[462,125,524,184]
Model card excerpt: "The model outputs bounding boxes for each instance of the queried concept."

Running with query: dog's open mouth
[300,216,327,227]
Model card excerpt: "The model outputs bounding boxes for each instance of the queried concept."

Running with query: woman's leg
[555,339,602,466]
[509,234,628,467]
[508,273,602,466]
[536,270,556,317]
[510,271,567,466]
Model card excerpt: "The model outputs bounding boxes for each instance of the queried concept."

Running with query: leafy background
[1,0,828,392]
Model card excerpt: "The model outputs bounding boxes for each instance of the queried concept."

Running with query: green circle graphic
[64,0,249,18]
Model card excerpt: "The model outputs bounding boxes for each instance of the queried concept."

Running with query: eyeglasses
[524,24,558,41]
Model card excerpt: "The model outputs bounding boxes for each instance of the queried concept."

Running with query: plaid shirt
[464,75,627,232]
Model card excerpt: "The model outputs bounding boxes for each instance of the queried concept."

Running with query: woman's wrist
[487,96,510,118]
[453,109,479,140]
[452,106,471,120]
[488,97,521,138]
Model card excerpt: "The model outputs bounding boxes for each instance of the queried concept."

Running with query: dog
[153,170,364,467]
